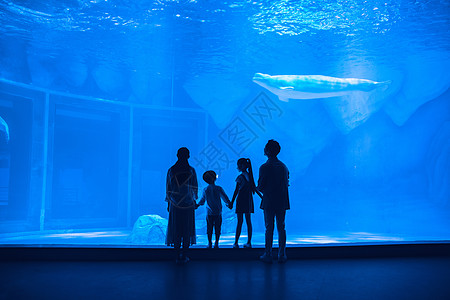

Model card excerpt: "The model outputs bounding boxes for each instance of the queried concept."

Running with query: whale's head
[252,73,272,89]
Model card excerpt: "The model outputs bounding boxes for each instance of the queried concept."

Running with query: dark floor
[1,256,450,300]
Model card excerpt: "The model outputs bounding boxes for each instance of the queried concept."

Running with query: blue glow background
[0,0,449,245]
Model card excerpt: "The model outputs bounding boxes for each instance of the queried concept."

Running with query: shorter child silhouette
[197,170,231,249]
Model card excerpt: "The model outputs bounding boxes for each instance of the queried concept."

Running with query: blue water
[0,0,449,246]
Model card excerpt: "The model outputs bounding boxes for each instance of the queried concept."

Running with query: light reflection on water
[0,0,448,74]
[0,230,407,246]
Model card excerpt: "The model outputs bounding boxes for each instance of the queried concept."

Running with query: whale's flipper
[0,116,9,143]
[279,96,290,102]
[377,80,392,91]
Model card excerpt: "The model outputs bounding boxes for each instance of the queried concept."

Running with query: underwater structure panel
[44,95,129,230]
[0,82,46,233]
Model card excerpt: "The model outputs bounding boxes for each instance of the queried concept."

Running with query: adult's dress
[165,160,198,247]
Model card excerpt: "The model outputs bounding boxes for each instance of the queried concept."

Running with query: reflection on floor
[2,258,450,299]
[0,229,435,246]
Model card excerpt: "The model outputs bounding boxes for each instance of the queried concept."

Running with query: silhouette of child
[229,158,259,248]
[196,170,231,249]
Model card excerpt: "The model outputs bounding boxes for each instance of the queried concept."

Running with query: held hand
[256,190,263,199]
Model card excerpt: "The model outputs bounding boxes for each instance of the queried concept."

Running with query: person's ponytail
[247,158,257,195]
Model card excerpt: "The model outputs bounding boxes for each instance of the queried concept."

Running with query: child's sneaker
[233,243,239,249]
[243,243,252,249]
[214,243,219,249]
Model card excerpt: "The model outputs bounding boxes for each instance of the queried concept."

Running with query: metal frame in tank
[0,78,208,239]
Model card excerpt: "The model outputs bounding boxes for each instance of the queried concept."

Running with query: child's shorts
[206,214,222,235]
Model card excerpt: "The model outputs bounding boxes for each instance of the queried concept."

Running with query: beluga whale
[253,73,391,102]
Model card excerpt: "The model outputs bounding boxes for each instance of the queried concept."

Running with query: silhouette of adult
[165,147,198,264]
[257,140,290,263]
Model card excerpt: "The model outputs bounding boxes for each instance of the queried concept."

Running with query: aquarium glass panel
[0,0,449,246]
